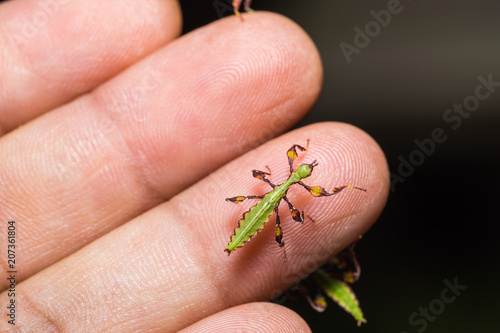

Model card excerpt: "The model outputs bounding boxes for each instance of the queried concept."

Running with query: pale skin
[0,1,389,332]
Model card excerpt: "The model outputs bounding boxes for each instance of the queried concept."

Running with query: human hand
[0,2,388,331]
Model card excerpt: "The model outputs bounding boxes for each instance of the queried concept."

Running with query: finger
[0,0,181,135]
[0,12,322,287]
[179,302,311,333]
[0,122,388,332]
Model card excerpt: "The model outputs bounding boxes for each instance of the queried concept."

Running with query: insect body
[225,141,366,261]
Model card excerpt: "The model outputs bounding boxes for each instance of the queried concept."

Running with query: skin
[0,1,389,332]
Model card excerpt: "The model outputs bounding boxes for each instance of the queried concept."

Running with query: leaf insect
[287,244,366,325]
[225,140,366,261]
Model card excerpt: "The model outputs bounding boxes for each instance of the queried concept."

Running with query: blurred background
[181,0,499,332]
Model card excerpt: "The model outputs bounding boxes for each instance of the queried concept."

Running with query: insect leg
[274,206,288,262]
[304,279,328,313]
[298,182,366,197]
[327,244,361,283]
[233,0,242,16]
[244,0,253,12]
[283,196,315,223]
[286,140,310,173]
[252,166,276,188]
[226,195,265,203]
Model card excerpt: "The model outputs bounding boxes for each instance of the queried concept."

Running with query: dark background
[181,0,499,332]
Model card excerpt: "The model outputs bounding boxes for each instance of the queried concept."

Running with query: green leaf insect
[225,141,366,262]
[288,245,366,326]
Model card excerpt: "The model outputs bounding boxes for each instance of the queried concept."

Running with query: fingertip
[179,302,311,333]
[215,11,323,121]
[282,122,389,259]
